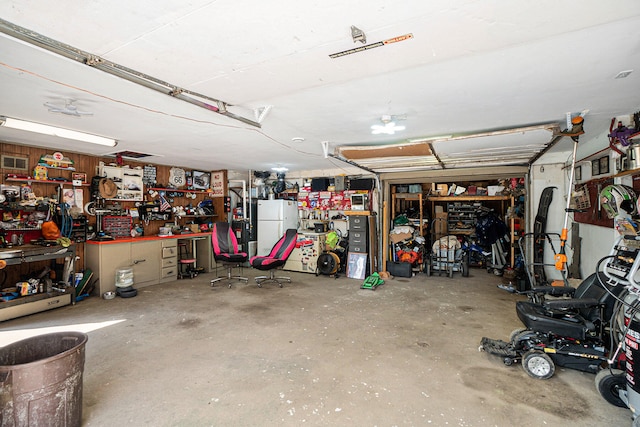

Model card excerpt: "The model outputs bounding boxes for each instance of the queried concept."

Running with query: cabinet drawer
[350,231,367,242]
[162,239,177,248]
[162,246,177,258]
[162,257,177,268]
[350,239,367,249]
[161,266,177,279]
[349,216,368,231]
[350,245,368,253]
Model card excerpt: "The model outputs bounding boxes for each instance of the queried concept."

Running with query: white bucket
[115,268,134,288]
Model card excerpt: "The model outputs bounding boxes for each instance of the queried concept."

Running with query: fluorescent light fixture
[271,167,288,172]
[0,116,117,147]
[408,135,453,143]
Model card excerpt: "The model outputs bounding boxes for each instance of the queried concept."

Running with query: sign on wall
[210,171,224,197]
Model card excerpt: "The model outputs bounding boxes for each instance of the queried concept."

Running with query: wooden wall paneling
[1,141,228,266]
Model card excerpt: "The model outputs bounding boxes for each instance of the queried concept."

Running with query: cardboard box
[433,212,448,238]
[390,232,413,244]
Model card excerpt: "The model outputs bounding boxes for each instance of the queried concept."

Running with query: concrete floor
[0,268,632,426]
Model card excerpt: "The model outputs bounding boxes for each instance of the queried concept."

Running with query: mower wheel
[522,350,555,380]
[595,368,627,408]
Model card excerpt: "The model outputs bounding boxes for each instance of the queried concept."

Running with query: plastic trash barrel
[0,332,88,427]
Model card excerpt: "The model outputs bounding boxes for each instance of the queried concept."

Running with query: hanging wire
[58,202,73,238]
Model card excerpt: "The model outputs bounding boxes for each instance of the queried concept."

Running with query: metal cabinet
[347,215,376,277]
[348,215,368,253]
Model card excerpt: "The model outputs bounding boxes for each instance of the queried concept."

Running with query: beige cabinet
[131,241,161,285]
[86,239,176,294]
[86,242,131,294]
[160,239,178,282]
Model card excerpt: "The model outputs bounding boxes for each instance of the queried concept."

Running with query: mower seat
[516,272,626,340]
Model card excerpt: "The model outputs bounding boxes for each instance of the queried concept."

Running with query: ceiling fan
[44,99,93,117]
[371,114,406,135]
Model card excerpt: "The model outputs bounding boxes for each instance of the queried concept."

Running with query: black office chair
[249,229,297,288]
[210,222,248,288]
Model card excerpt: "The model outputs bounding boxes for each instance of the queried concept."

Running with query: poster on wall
[192,170,210,190]
[63,189,84,212]
[143,165,157,186]
[210,171,224,197]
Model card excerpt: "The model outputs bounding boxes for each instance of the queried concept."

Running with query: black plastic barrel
[0,332,88,427]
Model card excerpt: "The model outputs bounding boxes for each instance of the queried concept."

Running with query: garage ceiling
[0,1,639,175]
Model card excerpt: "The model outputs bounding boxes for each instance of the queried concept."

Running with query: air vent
[1,154,29,171]
[109,151,154,159]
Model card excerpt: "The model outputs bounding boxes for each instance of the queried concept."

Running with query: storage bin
[387,261,413,277]
[0,332,88,427]
[115,267,134,288]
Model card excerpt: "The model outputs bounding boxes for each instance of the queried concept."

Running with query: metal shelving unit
[427,195,516,267]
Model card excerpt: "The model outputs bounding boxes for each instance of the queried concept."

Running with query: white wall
[578,223,617,278]
[532,123,626,282]
[529,162,572,281]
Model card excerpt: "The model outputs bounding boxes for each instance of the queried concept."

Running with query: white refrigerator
[257,199,299,256]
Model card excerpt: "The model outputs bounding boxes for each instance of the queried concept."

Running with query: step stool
[178,241,198,279]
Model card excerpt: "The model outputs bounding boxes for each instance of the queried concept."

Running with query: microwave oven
[350,193,368,211]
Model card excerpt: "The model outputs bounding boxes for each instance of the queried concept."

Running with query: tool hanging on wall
[554,115,585,273]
